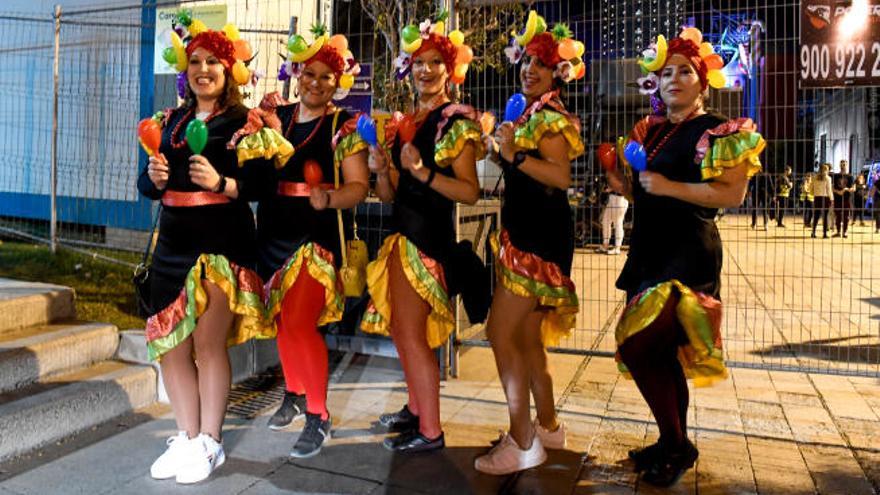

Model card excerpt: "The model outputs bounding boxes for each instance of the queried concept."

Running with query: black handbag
[133,206,161,318]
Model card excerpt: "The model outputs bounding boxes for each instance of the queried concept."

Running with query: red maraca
[303,159,323,187]
[137,118,162,157]
[597,142,617,172]
[398,115,417,144]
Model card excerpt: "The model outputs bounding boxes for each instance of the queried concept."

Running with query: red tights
[277,267,329,420]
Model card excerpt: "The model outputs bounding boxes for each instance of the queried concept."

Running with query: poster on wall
[800,0,880,87]
[154,5,228,75]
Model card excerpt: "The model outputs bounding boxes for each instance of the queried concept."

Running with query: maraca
[597,142,617,172]
[398,115,417,144]
[303,159,323,187]
[623,141,647,172]
[356,114,378,146]
[503,93,527,122]
[137,118,162,157]
[185,119,208,155]
[479,112,496,135]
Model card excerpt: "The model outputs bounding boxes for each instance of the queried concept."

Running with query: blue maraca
[356,114,378,146]
[623,140,647,172]
[503,93,527,123]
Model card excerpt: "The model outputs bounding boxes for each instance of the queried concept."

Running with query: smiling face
[411,48,449,99]
[297,60,337,110]
[520,54,554,99]
[187,47,227,100]
[659,54,704,112]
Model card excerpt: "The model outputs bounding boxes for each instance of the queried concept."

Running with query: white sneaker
[534,420,567,450]
[595,245,609,253]
[150,431,192,480]
[474,432,547,475]
[175,433,226,485]
[607,247,621,255]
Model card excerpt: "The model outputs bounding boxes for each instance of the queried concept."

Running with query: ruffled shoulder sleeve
[227,92,293,168]
[332,110,369,167]
[695,118,766,181]
[513,109,585,160]
[628,115,666,144]
[434,104,486,168]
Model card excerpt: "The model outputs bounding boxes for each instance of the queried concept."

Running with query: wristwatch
[511,151,528,169]
[214,175,227,194]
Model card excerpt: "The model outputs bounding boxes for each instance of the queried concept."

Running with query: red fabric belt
[277,181,334,197]
[161,190,231,207]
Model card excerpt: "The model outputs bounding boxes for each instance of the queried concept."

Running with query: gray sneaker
[289,413,331,459]
[268,392,306,430]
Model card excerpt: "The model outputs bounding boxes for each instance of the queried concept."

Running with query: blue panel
[0,192,154,230]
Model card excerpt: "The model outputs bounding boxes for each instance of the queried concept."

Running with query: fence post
[50,5,61,254]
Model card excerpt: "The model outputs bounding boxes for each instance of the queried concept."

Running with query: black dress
[137,103,267,361]
[137,104,257,314]
[616,113,726,302]
[248,106,355,281]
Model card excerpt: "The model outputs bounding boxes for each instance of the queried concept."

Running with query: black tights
[619,293,689,447]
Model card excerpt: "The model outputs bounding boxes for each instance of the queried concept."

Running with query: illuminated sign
[800,0,880,87]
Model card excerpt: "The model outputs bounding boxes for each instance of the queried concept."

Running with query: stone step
[0,278,75,335]
[0,360,156,463]
[0,322,119,394]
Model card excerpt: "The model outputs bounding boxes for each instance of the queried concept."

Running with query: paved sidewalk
[1,347,878,494]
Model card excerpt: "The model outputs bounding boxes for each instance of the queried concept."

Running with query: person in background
[810,163,834,238]
[749,171,771,230]
[774,165,792,228]
[598,185,629,255]
[800,171,814,228]
[853,173,867,227]
[832,159,855,238]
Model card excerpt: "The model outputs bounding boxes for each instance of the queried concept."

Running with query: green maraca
[185,119,208,155]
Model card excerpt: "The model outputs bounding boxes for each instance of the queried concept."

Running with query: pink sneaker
[474,432,547,475]
[534,419,566,450]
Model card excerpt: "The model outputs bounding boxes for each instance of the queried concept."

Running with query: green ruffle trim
[514,110,585,160]
[700,131,766,181]
[434,119,485,168]
[236,128,295,169]
[264,242,344,327]
[334,131,369,167]
[146,254,269,362]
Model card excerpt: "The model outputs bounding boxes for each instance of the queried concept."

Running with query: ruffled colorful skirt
[615,279,727,387]
[490,229,579,347]
[361,233,454,349]
[145,254,270,362]
[264,242,344,327]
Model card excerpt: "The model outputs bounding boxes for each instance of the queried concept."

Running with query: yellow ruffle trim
[514,110,585,161]
[334,131,369,167]
[434,119,486,168]
[236,127,295,169]
[264,242,344,327]
[360,233,455,349]
[616,280,728,388]
[489,232,578,347]
[700,131,766,181]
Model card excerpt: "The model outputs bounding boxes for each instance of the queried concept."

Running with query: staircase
[0,278,156,462]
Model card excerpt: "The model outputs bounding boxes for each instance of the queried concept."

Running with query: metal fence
[0,0,877,377]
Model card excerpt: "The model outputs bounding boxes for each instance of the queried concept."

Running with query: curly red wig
[664,37,708,89]
[525,33,562,69]
[412,33,457,73]
[186,30,237,70]
[305,44,346,78]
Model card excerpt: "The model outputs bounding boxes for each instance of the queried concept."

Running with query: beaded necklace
[643,108,700,165]
[169,106,224,150]
[285,103,330,149]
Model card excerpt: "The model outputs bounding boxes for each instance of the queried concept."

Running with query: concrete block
[0,323,118,393]
[0,279,75,334]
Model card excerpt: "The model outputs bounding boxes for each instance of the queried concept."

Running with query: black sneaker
[383,430,444,453]
[378,404,419,433]
[289,413,331,459]
[268,392,306,430]
[641,439,699,487]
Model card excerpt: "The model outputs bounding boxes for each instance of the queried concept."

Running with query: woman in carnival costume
[362,12,485,453]
[229,25,369,459]
[474,11,586,475]
[138,12,267,484]
[607,27,765,486]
